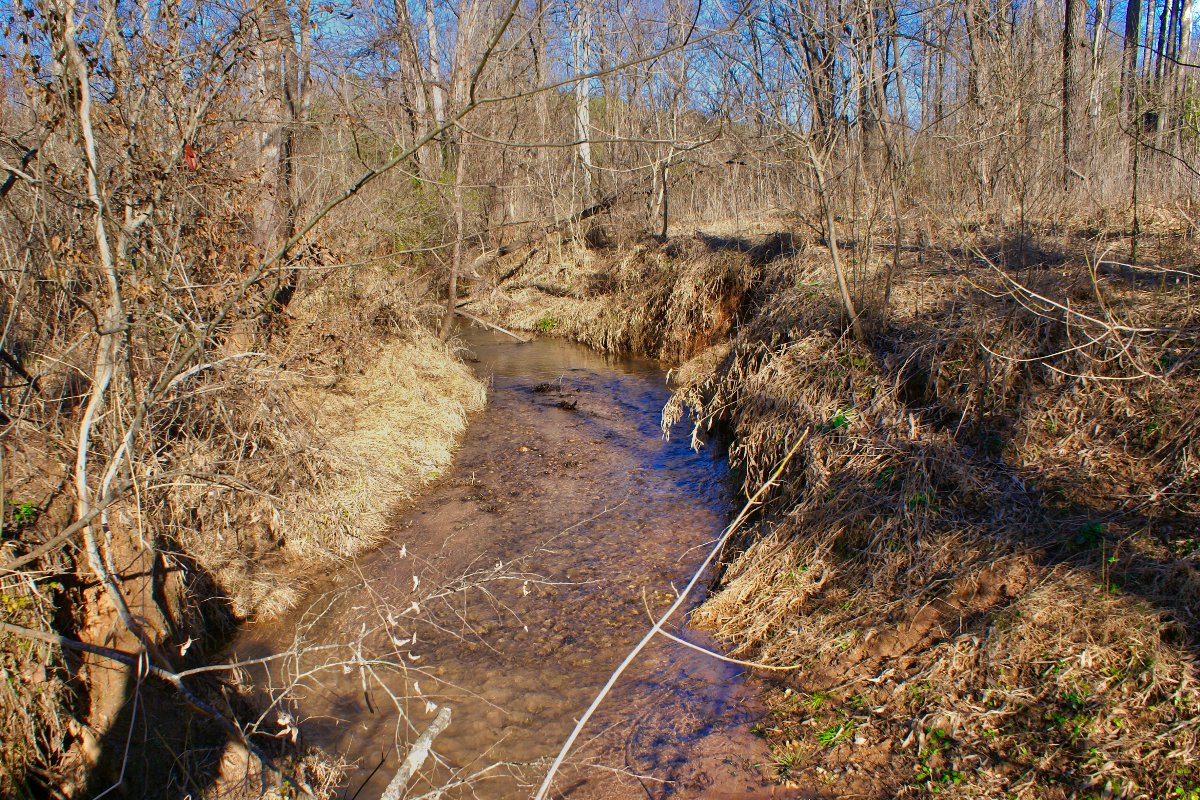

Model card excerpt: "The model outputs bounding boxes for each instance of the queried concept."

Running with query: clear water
[232,327,769,799]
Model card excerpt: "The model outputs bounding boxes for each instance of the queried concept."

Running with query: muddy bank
[231,329,773,799]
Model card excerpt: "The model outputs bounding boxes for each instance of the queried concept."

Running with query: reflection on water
[462,329,661,379]
[232,325,768,799]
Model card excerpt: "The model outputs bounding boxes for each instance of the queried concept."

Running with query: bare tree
[1063,0,1090,186]
[1121,0,1143,125]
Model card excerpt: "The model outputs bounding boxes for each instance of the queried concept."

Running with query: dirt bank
[0,269,484,798]
[475,217,1200,798]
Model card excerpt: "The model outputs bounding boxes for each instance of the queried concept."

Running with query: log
[454,309,530,343]
[380,706,453,800]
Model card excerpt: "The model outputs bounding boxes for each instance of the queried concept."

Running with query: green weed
[907,492,935,510]
[7,500,36,527]
[1072,520,1107,551]
[816,720,855,747]
[804,691,830,712]
[920,727,950,760]
[819,410,852,433]
[772,748,801,777]
[874,466,898,489]
[913,728,964,790]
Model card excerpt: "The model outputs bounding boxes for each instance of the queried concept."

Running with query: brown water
[232,328,772,799]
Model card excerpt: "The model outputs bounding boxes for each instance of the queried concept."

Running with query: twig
[654,627,803,672]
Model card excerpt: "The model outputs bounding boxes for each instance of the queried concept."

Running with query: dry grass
[155,269,486,619]
[477,234,758,362]
[486,213,1200,798]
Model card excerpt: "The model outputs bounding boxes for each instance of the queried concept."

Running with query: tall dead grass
[488,215,1200,797]
[152,269,486,620]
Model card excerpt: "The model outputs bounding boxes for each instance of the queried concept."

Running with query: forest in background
[1,0,1198,795]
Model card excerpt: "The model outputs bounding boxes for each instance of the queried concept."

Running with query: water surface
[233,327,771,798]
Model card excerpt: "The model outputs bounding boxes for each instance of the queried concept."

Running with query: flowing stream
[233,328,772,799]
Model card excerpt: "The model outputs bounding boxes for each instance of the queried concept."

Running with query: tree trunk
[440,149,469,340]
[806,141,866,343]
[254,0,299,253]
[657,160,670,241]
[1154,0,1170,84]
[1088,0,1108,146]
[574,2,594,201]
[393,0,436,176]
[1062,0,1090,186]
[1120,0,1143,128]
[962,0,992,210]
[425,0,447,173]
[1181,0,1194,64]
[920,24,933,128]
[426,0,446,127]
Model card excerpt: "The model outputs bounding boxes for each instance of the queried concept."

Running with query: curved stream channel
[233,328,772,799]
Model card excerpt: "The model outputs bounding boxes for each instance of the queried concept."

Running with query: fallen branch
[380,705,452,800]
[533,429,810,800]
[493,246,540,284]
[454,309,530,342]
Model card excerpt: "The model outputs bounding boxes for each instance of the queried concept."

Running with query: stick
[454,309,530,342]
[532,430,809,800]
[380,706,452,800]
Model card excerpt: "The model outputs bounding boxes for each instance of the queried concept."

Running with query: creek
[233,328,772,799]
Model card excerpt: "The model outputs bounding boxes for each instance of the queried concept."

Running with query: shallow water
[232,328,771,799]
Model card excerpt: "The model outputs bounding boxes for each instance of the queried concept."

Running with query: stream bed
[233,328,774,799]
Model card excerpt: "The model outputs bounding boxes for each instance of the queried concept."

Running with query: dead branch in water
[379,705,452,800]
[533,429,809,800]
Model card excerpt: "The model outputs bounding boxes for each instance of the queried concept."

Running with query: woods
[1,0,1198,796]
